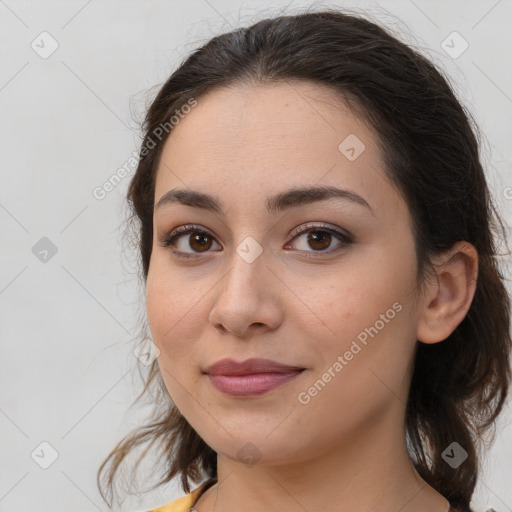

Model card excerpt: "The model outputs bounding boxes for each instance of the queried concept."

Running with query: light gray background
[1,1,511,511]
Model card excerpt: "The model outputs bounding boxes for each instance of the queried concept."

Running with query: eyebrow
[155,185,374,216]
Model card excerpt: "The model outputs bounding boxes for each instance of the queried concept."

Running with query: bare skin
[146,80,478,512]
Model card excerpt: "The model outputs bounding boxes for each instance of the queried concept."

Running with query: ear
[416,241,479,344]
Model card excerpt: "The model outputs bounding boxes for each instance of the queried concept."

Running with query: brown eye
[188,232,213,252]
[286,223,353,257]
[160,225,221,258]
[306,230,333,251]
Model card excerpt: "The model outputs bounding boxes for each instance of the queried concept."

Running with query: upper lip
[203,358,305,376]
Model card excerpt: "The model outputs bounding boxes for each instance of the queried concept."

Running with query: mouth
[203,357,305,376]
[205,368,306,397]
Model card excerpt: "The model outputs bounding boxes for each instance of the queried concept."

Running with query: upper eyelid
[165,222,348,238]
[288,221,351,238]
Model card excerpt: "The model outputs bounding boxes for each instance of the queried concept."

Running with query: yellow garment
[147,482,463,512]
[147,481,213,512]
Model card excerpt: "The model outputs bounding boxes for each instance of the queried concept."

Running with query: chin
[201,430,313,467]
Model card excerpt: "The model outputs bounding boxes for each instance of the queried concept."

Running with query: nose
[208,246,285,338]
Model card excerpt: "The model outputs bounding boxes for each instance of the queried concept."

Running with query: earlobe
[416,241,479,344]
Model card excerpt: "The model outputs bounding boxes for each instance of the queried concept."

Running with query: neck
[193,403,450,512]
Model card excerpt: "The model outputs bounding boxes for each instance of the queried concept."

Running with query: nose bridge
[209,233,282,335]
[223,233,268,296]
[222,207,269,278]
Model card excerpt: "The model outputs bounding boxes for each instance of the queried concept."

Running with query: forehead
[154,81,402,222]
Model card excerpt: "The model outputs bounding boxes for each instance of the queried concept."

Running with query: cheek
[290,288,413,447]
[294,268,381,340]
[145,275,199,403]
[146,269,171,343]
[298,253,416,373]
[145,264,208,372]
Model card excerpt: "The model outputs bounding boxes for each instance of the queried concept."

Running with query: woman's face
[146,80,423,465]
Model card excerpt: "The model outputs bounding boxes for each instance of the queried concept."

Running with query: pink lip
[207,371,304,396]
[203,357,306,396]
[203,357,304,376]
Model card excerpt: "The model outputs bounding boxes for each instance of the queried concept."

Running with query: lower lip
[207,370,305,396]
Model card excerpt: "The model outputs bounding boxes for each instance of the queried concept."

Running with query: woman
[97,8,512,512]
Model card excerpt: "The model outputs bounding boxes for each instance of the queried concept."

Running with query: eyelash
[159,222,353,260]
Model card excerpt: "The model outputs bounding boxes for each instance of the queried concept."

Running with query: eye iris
[189,233,212,252]
[307,231,331,250]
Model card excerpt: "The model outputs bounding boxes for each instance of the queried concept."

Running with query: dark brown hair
[97,8,512,511]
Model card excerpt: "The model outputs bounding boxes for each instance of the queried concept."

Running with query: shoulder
[146,479,216,512]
